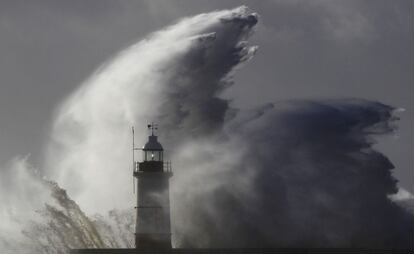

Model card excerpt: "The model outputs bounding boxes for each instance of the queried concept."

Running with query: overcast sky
[1,0,414,191]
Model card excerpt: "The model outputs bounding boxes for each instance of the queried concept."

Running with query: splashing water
[1,6,414,254]
[45,6,258,215]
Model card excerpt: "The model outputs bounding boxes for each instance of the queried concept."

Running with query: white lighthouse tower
[133,124,172,249]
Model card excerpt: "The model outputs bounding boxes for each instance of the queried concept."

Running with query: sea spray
[1,6,414,253]
[45,6,258,215]
[22,181,135,252]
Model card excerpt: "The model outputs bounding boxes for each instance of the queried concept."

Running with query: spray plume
[45,6,258,214]
[0,6,413,253]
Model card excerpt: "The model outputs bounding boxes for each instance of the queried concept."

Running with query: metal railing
[133,161,172,173]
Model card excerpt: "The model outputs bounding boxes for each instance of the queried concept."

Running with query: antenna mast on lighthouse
[132,126,136,193]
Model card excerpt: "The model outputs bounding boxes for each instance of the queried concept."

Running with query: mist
[0,5,413,253]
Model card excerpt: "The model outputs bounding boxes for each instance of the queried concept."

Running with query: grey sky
[1,0,413,191]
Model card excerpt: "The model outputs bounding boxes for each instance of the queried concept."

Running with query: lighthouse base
[135,233,172,249]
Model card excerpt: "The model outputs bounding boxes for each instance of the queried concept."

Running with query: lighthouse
[133,124,173,249]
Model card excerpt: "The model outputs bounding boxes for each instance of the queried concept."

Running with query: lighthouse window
[144,150,163,161]
[152,151,160,161]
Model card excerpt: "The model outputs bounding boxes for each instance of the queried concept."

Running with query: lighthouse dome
[143,135,163,151]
